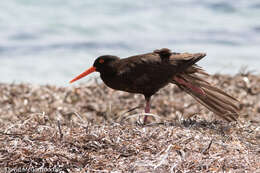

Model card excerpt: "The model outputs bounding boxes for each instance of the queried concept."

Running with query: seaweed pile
[0,73,259,172]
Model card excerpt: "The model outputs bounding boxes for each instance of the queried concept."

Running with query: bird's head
[70,55,119,83]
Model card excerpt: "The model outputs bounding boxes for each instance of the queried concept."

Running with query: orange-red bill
[70,66,96,83]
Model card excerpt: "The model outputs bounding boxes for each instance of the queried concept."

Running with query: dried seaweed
[0,73,259,172]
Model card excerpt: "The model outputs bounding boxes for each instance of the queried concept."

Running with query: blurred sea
[0,0,260,85]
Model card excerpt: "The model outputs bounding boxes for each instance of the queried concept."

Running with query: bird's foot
[143,115,148,125]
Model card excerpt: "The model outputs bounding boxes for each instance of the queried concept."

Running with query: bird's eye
[99,59,104,64]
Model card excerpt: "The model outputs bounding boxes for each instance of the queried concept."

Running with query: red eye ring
[99,59,104,63]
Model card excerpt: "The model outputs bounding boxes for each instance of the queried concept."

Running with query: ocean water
[0,0,260,85]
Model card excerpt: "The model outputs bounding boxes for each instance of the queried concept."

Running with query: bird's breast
[100,72,170,96]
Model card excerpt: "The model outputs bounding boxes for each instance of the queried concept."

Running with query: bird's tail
[171,67,239,121]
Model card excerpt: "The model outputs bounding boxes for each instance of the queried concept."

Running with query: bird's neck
[100,67,118,89]
[99,63,118,78]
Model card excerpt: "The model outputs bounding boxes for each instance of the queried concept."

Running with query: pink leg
[143,98,150,124]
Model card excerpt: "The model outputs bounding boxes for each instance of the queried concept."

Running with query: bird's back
[102,48,206,97]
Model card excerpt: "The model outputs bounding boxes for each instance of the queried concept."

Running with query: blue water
[0,0,260,85]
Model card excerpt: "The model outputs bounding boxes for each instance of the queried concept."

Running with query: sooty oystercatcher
[70,48,239,123]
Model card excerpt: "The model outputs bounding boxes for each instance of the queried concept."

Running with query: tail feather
[172,73,239,122]
[202,86,238,110]
[200,83,237,101]
[190,92,237,121]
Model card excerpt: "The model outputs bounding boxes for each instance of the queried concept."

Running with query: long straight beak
[69,66,96,83]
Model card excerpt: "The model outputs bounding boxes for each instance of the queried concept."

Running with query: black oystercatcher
[70,48,239,123]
